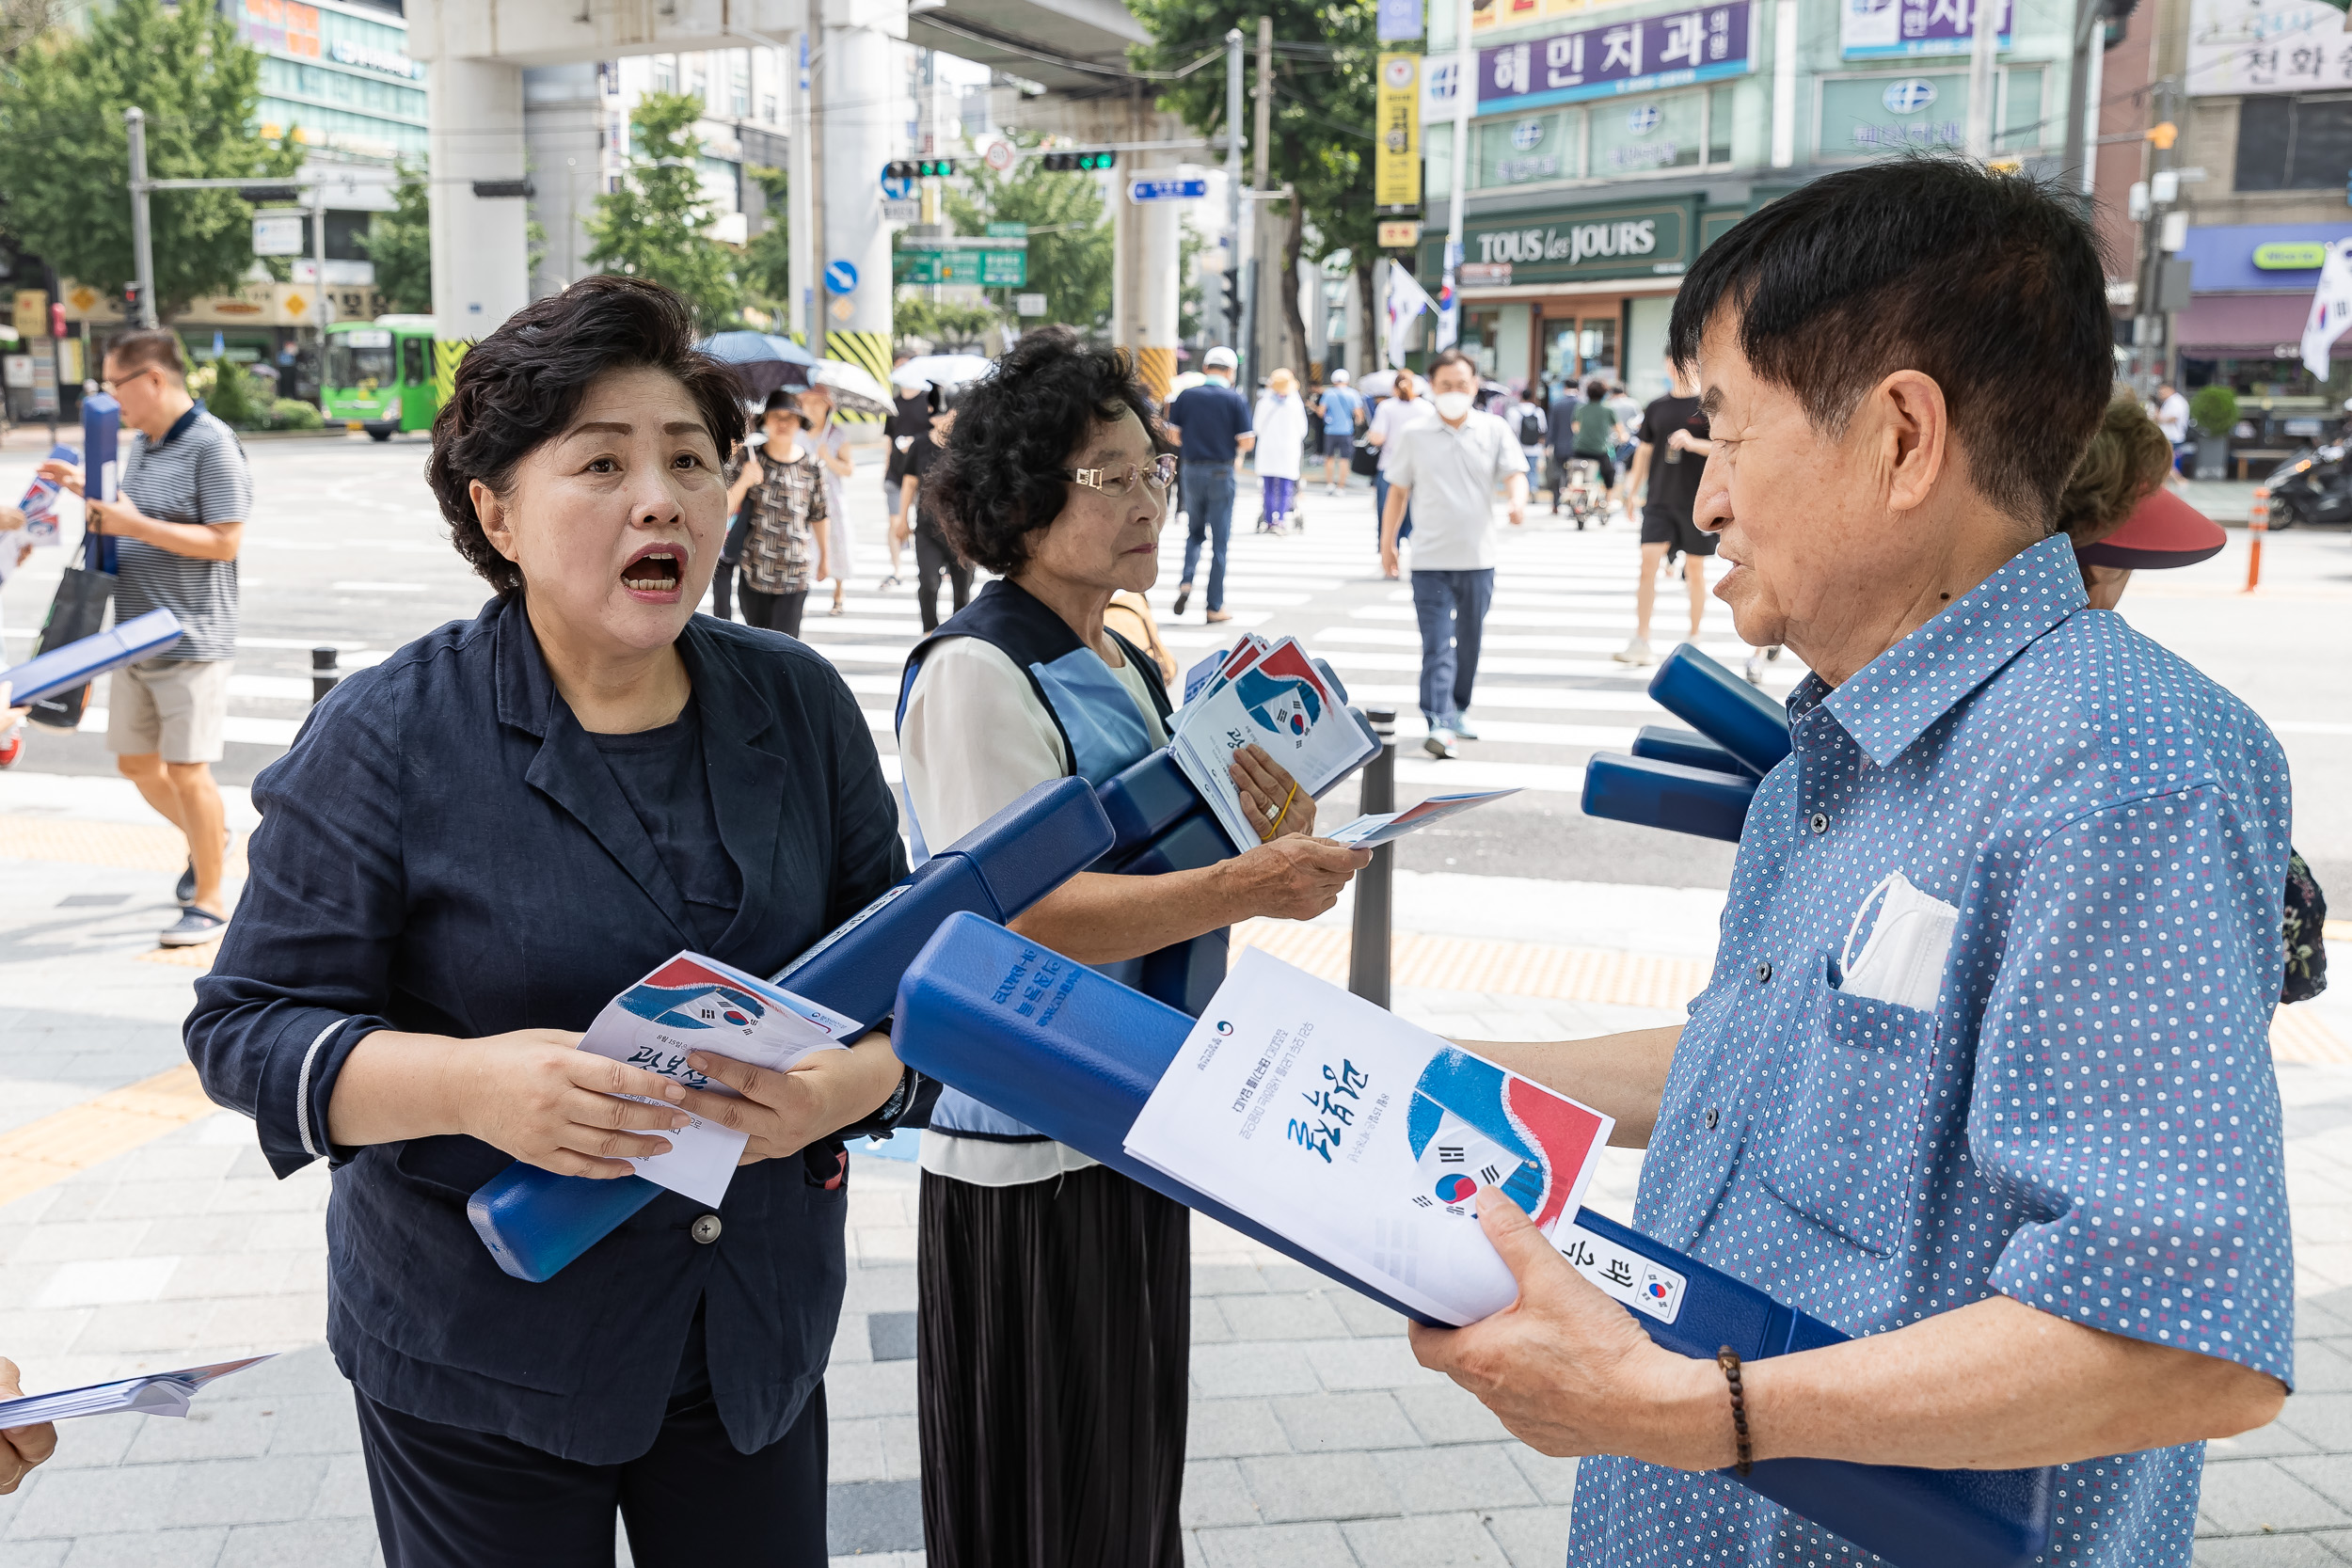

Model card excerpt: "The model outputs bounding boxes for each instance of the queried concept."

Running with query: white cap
[1202,346,1237,371]
[1329,367,1350,384]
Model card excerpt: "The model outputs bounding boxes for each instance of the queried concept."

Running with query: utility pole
[1963,0,1999,159]
[808,29,828,356]
[2135,78,2184,393]
[124,107,158,328]
[2058,0,2101,196]
[1225,28,1244,353]
[1250,14,1273,387]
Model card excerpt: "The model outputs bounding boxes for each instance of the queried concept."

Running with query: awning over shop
[2176,292,2347,357]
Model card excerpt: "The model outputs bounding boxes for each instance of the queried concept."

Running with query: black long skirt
[917,1164,1190,1568]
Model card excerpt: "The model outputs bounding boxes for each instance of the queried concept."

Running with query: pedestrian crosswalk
[4,468,1801,818]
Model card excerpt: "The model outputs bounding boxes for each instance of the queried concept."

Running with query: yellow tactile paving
[0,1064,220,1210]
[0,815,246,877]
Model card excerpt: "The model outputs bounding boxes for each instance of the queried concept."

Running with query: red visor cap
[2076,487,2229,571]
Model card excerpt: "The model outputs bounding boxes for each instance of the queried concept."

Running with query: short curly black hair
[927,326,1167,577]
[425,275,745,595]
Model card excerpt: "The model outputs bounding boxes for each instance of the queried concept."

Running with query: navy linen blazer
[184,594,908,1464]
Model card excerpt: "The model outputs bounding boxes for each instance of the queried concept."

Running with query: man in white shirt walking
[1379,350,1529,758]
[2153,381,2191,473]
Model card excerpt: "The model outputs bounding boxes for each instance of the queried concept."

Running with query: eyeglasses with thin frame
[99,367,160,395]
[1061,453,1178,499]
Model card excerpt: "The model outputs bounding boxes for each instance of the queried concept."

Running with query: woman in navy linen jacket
[183,277,911,1567]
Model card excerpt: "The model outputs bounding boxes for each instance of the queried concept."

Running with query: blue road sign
[881,169,917,200]
[824,259,859,293]
[1128,177,1211,203]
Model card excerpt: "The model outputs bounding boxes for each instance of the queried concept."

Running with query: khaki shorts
[107,657,232,764]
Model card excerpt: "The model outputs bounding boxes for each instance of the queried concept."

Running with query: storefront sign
[1478,3,1753,115]
[11,290,48,341]
[2256,241,2329,269]
[329,40,421,78]
[1378,219,1425,247]
[1839,0,2010,59]
[1377,54,1424,207]
[2186,0,2352,96]
[1379,0,1424,41]
[1425,196,1699,284]
[238,0,320,58]
[1473,0,1657,34]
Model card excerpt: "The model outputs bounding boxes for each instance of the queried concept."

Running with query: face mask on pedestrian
[1432,391,1474,421]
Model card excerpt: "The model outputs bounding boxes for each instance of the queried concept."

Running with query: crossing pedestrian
[725,389,830,638]
[184,275,922,1567]
[1252,368,1310,533]
[1366,369,1425,573]
[797,383,858,615]
[1613,356,1711,666]
[900,325,1369,1568]
[883,373,933,591]
[1166,344,1253,622]
[1378,349,1529,758]
[1312,366,1365,495]
[899,395,973,631]
[1509,386,1549,499]
[37,327,250,947]
[1546,377,1581,512]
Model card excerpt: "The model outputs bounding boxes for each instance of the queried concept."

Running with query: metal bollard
[310,646,339,705]
[1348,706,1397,1009]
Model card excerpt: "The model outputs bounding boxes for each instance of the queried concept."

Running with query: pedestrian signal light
[49,302,66,339]
[1222,272,1243,325]
[122,282,142,313]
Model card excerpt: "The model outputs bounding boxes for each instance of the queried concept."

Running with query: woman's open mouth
[621,546,685,600]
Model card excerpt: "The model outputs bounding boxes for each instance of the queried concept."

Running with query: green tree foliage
[942,140,1112,336]
[894,295,996,349]
[1130,0,1379,369]
[359,159,432,314]
[741,164,790,313]
[584,90,740,324]
[0,0,301,316]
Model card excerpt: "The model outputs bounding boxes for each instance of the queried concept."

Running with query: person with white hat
[1164,345,1254,621]
[1313,367,1365,497]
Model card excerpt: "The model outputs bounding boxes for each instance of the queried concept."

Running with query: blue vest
[897,579,1219,1144]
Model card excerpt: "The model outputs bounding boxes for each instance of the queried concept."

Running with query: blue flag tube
[83,394,120,576]
[1581,752,1756,843]
[1629,723,1742,775]
[892,911,2052,1568]
[0,609,182,706]
[1647,643,1788,777]
[465,775,1116,1283]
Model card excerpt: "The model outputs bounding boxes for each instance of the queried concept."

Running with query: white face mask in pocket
[1836,871,1958,1014]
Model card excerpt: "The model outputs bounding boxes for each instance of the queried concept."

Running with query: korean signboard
[1478,3,1754,115]
[1378,54,1424,208]
[893,245,1028,287]
[2186,0,2352,95]
[1839,0,2010,60]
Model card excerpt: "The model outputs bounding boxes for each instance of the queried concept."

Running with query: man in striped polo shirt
[40,329,250,946]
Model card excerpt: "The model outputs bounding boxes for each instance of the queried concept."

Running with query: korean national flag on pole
[2302,239,2352,381]
[1435,237,1463,351]
[1386,262,1438,369]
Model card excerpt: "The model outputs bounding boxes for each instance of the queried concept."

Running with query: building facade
[1413,0,2089,400]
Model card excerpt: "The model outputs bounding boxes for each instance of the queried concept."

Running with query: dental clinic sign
[1427,198,1700,285]
[1478,2,1755,114]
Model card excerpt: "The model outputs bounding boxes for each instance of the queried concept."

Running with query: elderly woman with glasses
[896,327,1370,1568]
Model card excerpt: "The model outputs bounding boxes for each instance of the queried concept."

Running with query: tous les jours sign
[1476,218,1658,268]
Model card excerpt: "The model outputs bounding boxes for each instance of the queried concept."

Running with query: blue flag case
[891,912,2052,1568]
[465,776,1116,1283]
[0,609,182,706]
[1581,646,1789,844]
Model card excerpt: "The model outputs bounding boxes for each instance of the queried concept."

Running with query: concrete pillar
[818,21,895,388]
[1135,158,1181,403]
[428,55,532,353]
[522,63,601,300]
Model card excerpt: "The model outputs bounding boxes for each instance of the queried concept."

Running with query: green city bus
[322,315,439,440]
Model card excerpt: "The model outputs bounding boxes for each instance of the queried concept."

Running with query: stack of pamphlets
[577,953,865,1206]
[0,1355,272,1426]
[14,444,76,547]
[1125,949,1674,1328]
[1169,635,1378,850]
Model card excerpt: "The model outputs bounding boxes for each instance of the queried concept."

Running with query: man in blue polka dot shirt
[1410,161,2295,1565]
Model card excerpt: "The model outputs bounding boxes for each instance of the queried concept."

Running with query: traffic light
[122,281,142,316]
[1041,150,1117,172]
[1221,271,1242,327]
[49,302,65,340]
[915,157,957,177]
[884,160,919,182]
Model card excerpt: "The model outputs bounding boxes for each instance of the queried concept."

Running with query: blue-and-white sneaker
[1447,714,1479,741]
[159,906,228,948]
[1422,729,1458,760]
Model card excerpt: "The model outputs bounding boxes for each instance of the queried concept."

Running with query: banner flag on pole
[1386,263,1437,369]
[2302,239,2352,381]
